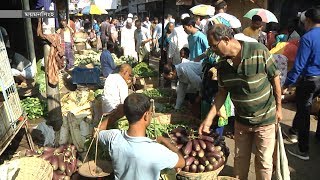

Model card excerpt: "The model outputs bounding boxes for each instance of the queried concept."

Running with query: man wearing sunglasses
[99,93,185,180]
[199,24,282,180]
[102,63,133,114]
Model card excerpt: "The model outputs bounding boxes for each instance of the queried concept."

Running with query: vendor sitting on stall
[102,63,132,113]
[7,48,35,87]
[100,42,117,78]
[99,93,185,180]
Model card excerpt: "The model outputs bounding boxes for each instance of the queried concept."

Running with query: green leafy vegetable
[21,97,48,119]
[133,62,157,77]
[35,61,46,93]
[113,117,188,139]
[94,89,104,98]
[114,55,138,67]
[142,88,170,98]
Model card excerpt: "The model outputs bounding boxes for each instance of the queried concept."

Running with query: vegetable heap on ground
[133,62,157,77]
[24,145,80,180]
[60,90,95,116]
[169,127,230,174]
[74,50,101,66]
[21,97,47,119]
[113,117,189,139]
[142,88,171,98]
[114,55,137,67]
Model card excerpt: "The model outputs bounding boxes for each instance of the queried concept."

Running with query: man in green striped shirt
[199,24,282,180]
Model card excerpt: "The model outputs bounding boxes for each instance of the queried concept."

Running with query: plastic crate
[72,67,101,84]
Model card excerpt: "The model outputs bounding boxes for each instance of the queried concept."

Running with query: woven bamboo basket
[1,157,53,180]
[176,165,224,180]
[217,176,238,180]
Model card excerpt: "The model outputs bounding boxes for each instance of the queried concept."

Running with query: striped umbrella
[244,8,278,23]
[190,4,215,16]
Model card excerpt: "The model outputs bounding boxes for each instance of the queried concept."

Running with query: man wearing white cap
[168,13,190,65]
[121,18,138,60]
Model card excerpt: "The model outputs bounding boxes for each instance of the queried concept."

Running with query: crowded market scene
[0,0,320,179]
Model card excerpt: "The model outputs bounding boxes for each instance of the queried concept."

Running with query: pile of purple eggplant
[25,144,82,180]
[169,127,230,173]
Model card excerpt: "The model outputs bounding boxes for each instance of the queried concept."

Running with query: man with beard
[121,18,137,59]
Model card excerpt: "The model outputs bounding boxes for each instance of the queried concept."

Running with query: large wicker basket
[217,176,238,180]
[0,157,53,180]
[176,165,224,180]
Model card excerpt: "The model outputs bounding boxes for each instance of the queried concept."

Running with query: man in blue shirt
[98,93,185,180]
[283,7,320,161]
[182,17,209,61]
[100,42,117,78]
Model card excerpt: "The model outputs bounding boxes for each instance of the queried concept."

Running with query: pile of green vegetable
[74,51,101,66]
[35,61,46,93]
[155,103,175,113]
[133,62,157,77]
[143,88,170,98]
[113,117,189,139]
[114,55,137,67]
[21,97,47,119]
[94,89,104,98]
[84,138,111,161]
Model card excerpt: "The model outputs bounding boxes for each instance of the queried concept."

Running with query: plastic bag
[276,124,290,180]
[36,122,55,146]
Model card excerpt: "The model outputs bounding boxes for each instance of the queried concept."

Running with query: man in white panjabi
[168,13,190,65]
[121,18,137,60]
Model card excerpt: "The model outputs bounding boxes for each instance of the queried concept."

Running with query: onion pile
[169,127,230,174]
[25,145,81,180]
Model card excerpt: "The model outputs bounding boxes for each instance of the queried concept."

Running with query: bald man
[102,64,133,113]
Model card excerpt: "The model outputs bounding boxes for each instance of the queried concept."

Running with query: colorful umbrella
[270,40,299,62]
[244,8,278,23]
[190,4,215,16]
[208,13,241,28]
[81,4,103,15]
